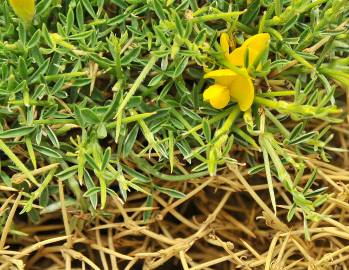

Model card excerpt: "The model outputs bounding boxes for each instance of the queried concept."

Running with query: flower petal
[226,46,246,67]
[204,69,237,87]
[204,69,237,78]
[9,0,35,23]
[227,33,270,68]
[203,84,230,109]
[241,33,270,55]
[220,33,230,55]
[229,69,254,111]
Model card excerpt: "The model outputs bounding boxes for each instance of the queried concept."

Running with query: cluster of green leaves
[0,0,348,237]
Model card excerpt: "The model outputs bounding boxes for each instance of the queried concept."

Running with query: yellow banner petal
[226,33,270,68]
[241,33,270,55]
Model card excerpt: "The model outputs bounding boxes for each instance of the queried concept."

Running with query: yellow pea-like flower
[203,33,270,110]
[9,0,35,23]
[203,69,254,111]
[225,33,270,68]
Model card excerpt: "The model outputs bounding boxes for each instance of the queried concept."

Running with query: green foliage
[0,0,348,239]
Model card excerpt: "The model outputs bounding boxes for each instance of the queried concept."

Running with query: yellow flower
[203,33,270,110]
[223,33,270,68]
[9,0,35,23]
[204,69,254,111]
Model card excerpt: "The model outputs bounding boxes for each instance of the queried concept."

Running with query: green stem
[115,56,158,119]
[190,11,244,23]
[304,0,329,11]
[260,133,293,190]
[0,139,38,186]
[275,0,282,16]
[23,168,57,213]
[215,106,240,138]
[254,96,282,109]
[8,100,53,106]
[97,172,107,209]
[208,106,240,176]
[45,72,88,81]
[33,119,77,125]
[264,109,290,137]
[258,91,295,97]
[259,136,277,213]
[282,44,314,69]
[107,112,156,128]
